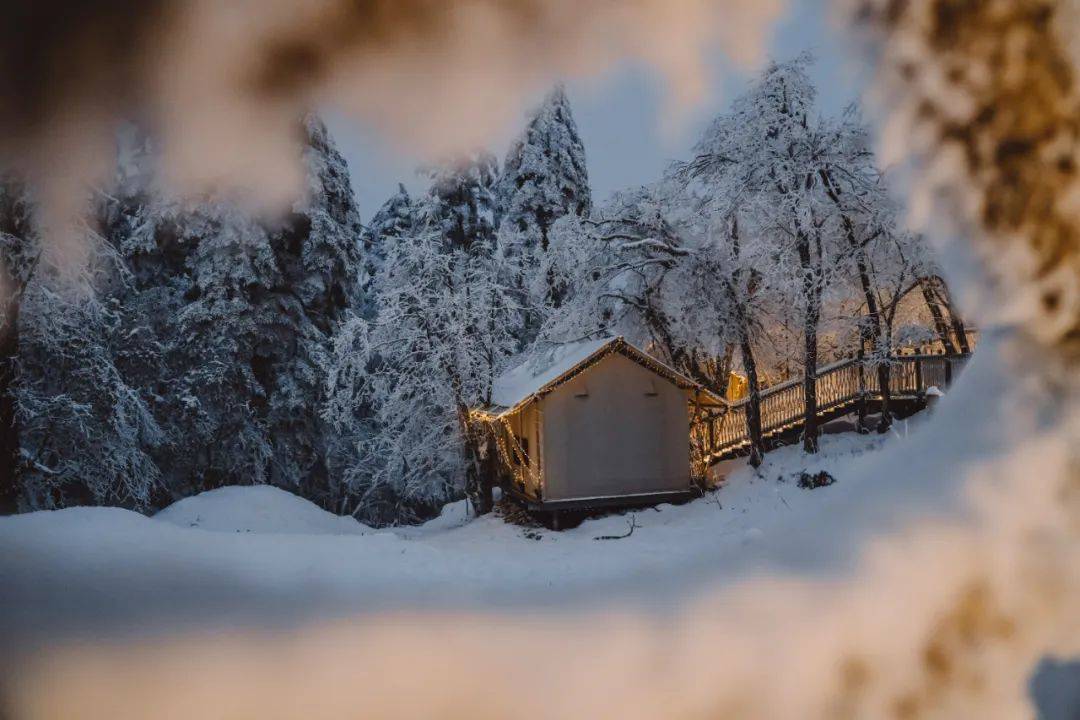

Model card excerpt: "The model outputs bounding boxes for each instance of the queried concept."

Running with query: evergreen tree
[0,174,41,510]
[497,84,592,253]
[259,116,366,504]
[10,116,368,512]
[496,85,592,346]
[360,183,415,311]
[156,116,365,503]
[420,151,499,256]
[14,250,164,511]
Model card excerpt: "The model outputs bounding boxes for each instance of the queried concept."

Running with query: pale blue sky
[333,0,862,219]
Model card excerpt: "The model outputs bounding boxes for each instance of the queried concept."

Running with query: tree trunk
[876,361,893,433]
[464,456,493,516]
[801,322,820,454]
[854,259,891,434]
[458,406,493,517]
[820,171,890,432]
[933,279,971,353]
[919,277,958,354]
[470,442,494,516]
[481,427,499,507]
[856,346,870,434]
[723,261,764,466]
[797,232,821,454]
[739,330,765,468]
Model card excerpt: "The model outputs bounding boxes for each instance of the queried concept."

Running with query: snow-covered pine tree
[139,198,280,495]
[90,127,214,503]
[257,116,366,505]
[497,85,592,346]
[0,173,40,511]
[421,151,499,256]
[360,183,415,313]
[14,228,164,511]
[497,84,592,251]
[89,117,366,508]
[154,116,367,503]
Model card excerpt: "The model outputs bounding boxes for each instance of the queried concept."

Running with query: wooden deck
[694,353,973,463]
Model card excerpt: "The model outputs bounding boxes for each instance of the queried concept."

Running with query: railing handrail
[698,352,972,461]
[724,352,973,410]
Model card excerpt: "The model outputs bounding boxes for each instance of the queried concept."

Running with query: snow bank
[154,485,370,536]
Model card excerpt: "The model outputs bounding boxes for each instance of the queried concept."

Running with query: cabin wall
[540,353,691,501]
[505,403,542,499]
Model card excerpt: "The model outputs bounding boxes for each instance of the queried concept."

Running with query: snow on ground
[0,422,905,641]
[154,485,371,536]
[393,428,894,573]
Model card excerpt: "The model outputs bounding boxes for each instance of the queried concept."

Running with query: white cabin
[474,337,718,511]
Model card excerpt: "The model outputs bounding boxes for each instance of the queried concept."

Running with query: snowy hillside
[2,426,899,640]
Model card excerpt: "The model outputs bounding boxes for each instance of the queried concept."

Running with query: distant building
[472,337,722,518]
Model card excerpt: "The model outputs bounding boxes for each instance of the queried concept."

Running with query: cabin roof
[478,336,714,418]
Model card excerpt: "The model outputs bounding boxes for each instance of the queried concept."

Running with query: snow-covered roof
[482,336,706,416]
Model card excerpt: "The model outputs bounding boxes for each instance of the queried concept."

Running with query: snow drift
[154,485,370,536]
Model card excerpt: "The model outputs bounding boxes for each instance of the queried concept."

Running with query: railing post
[944,357,953,387]
[915,357,924,396]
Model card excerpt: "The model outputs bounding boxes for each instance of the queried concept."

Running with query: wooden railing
[694,353,973,462]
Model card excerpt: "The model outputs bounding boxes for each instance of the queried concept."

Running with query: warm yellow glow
[726,372,749,402]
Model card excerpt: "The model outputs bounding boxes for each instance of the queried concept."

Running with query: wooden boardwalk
[694,353,973,463]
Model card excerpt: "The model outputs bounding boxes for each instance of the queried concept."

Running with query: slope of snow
[0,426,898,643]
[154,485,371,536]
